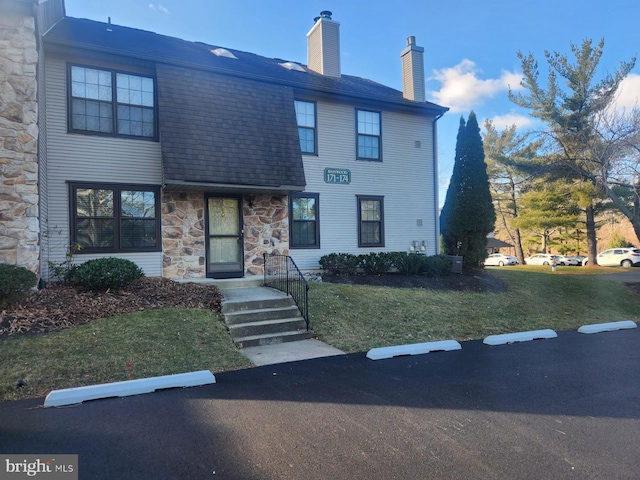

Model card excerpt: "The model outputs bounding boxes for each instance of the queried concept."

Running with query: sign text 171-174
[324,168,351,184]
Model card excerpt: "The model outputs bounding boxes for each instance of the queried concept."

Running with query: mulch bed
[0,277,223,337]
[1,270,509,337]
[321,269,509,293]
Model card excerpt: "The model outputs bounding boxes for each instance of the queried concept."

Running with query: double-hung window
[356,109,381,160]
[70,183,161,253]
[357,195,384,247]
[295,100,317,154]
[290,193,320,248]
[69,65,156,139]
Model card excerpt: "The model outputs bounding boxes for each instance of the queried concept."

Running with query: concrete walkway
[240,338,345,366]
[588,269,640,283]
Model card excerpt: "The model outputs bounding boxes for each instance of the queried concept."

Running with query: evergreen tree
[440,117,466,255]
[483,120,541,264]
[440,112,496,266]
[512,182,580,252]
[509,38,638,265]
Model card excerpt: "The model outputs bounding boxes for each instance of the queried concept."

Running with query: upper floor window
[69,65,156,139]
[357,195,384,247]
[289,193,320,248]
[295,100,317,154]
[70,183,161,253]
[356,109,381,160]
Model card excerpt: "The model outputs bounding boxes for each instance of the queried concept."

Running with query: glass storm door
[206,197,243,278]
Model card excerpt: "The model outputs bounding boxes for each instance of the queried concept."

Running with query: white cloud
[486,112,535,130]
[428,59,523,113]
[148,3,170,14]
[615,74,640,111]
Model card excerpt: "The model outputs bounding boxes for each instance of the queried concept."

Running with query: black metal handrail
[263,253,310,330]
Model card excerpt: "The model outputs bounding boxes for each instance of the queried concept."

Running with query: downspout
[432,110,446,254]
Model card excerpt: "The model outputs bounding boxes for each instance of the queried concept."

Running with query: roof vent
[210,48,238,59]
[279,62,306,72]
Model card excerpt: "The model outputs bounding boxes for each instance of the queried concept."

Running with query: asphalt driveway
[589,268,640,283]
[1,326,639,479]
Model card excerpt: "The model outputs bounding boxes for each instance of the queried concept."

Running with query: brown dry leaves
[0,277,223,336]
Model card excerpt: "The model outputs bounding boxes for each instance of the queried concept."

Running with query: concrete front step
[211,277,264,290]
[222,297,296,315]
[234,329,316,349]
[228,317,308,338]
[223,305,301,324]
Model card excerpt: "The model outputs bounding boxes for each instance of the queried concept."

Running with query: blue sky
[65,0,640,204]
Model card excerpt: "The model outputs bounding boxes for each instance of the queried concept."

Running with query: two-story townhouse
[2,0,448,282]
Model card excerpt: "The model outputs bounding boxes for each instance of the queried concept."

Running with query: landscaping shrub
[47,243,81,282]
[0,264,37,310]
[71,257,145,292]
[388,252,425,275]
[422,254,452,276]
[358,252,393,275]
[319,253,359,275]
[320,252,452,277]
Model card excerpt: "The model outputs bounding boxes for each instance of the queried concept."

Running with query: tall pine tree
[440,111,496,267]
[440,117,466,255]
[509,39,637,265]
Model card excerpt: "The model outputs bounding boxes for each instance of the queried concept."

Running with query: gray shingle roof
[43,17,447,114]
[157,64,306,190]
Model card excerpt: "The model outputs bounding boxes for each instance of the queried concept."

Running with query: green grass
[2,268,639,402]
[0,308,251,402]
[308,268,640,352]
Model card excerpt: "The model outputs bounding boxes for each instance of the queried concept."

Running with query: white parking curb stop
[483,329,557,346]
[578,321,637,334]
[366,340,461,360]
[44,370,216,407]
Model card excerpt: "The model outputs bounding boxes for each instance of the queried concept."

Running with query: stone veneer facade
[0,7,39,272]
[242,194,289,276]
[162,192,289,279]
[161,191,206,279]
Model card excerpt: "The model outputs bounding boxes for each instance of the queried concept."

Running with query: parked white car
[557,255,579,266]
[524,254,561,266]
[484,253,518,266]
[582,248,640,267]
[573,255,586,265]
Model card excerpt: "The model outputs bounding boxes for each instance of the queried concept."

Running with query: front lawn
[309,269,640,352]
[0,308,251,402]
[2,268,639,402]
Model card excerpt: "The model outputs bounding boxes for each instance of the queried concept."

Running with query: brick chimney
[400,36,425,102]
[306,11,341,78]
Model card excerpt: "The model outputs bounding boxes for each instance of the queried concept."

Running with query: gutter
[432,109,447,254]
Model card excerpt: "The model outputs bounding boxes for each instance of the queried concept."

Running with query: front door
[206,196,243,278]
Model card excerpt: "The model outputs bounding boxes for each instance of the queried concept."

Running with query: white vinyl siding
[42,55,163,280]
[289,99,438,271]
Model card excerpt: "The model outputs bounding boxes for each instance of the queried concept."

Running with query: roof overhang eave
[162,180,305,196]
